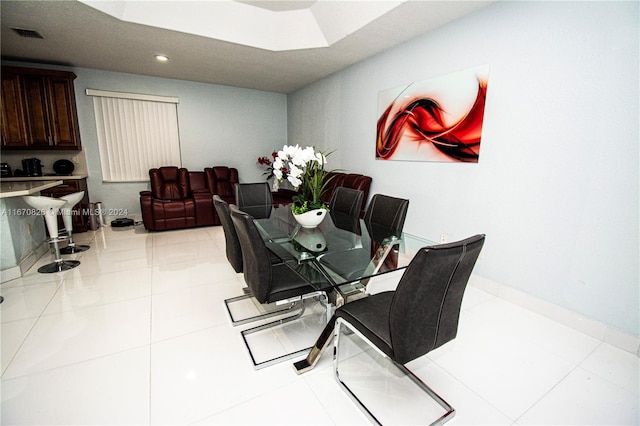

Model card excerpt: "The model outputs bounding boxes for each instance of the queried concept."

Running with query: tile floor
[1,225,638,425]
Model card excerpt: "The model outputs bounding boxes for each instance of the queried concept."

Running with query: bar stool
[59,191,90,254]
[22,195,80,273]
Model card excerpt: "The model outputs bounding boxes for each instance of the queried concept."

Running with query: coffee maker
[22,158,43,176]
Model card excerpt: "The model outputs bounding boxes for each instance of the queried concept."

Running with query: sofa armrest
[139,191,155,230]
[193,191,215,226]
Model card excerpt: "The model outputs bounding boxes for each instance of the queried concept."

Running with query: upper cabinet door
[1,66,82,150]
[1,72,29,148]
[22,74,52,148]
[47,76,80,148]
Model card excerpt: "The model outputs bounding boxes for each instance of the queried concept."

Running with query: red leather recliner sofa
[140,166,238,231]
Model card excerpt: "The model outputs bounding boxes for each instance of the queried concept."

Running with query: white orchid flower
[288,175,302,188]
[284,144,299,157]
[291,154,306,167]
[314,152,326,165]
[300,146,315,162]
[288,163,302,178]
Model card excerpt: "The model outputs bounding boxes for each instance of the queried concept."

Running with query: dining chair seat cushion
[266,263,319,303]
[335,291,395,358]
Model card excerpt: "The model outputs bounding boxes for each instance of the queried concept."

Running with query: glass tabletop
[238,203,437,374]
[243,203,434,291]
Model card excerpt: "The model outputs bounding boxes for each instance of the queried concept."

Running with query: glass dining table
[240,203,434,373]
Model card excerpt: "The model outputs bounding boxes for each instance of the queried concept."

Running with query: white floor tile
[465,297,602,365]
[67,247,152,276]
[1,317,37,375]
[4,297,151,378]
[579,342,640,394]
[151,239,222,266]
[516,366,639,425]
[1,267,65,289]
[192,379,335,425]
[427,309,576,420]
[1,346,150,425]
[43,267,152,315]
[1,225,636,425]
[151,258,240,293]
[409,358,513,425]
[302,363,371,425]
[0,281,60,322]
[90,232,153,253]
[151,227,214,247]
[150,326,299,425]
[151,278,242,342]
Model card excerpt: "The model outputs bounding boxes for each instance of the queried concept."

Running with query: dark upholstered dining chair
[328,187,364,218]
[227,205,330,368]
[363,193,409,234]
[234,182,273,219]
[319,193,409,284]
[333,234,485,425]
[213,195,243,273]
[329,187,364,234]
[214,195,294,277]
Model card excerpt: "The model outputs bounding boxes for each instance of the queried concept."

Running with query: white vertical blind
[90,94,181,182]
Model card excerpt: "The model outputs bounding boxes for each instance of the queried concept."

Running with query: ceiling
[0,0,493,94]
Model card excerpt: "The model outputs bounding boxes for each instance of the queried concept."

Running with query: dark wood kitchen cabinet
[1,71,29,148]
[1,66,82,150]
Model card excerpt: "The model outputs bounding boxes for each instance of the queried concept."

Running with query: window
[87,89,181,182]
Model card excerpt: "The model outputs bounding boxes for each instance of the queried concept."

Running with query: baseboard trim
[1,243,49,284]
[469,275,640,357]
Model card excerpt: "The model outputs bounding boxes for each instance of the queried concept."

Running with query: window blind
[88,90,181,182]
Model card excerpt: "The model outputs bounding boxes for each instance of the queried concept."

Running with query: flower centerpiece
[257,151,284,181]
[272,145,332,227]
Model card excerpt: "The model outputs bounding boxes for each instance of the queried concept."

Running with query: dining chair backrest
[363,194,409,235]
[213,195,243,273]
[229,204,273,303]
[235,182,273,219]
[389,234,485,363]
[328,187,364,218]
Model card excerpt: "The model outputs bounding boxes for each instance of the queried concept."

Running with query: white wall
[2,62,288,218]
[288,1,639,336]
[74,69,287,217]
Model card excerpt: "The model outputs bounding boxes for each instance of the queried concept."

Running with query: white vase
[294,228,327,252]
[293,208,327,228]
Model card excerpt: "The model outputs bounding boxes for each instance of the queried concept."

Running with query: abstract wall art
[376,65,489,162]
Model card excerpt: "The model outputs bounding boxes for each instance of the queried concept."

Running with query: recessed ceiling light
[155,55,169,62]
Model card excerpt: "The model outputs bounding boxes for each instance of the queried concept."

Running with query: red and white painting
[376,65,489,162]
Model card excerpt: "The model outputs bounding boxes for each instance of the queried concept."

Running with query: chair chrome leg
[224,293,303,326]
[333,318,455,426]
[395,363,455,426]
[241,291,329,369]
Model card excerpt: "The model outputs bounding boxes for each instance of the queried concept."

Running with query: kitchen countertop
[0,180,64,199]
[0,174,87,181]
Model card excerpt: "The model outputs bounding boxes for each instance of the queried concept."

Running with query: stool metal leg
[38,237,80,273]
[59,228,90,254]
[59,195,90,254]
[22,196,81,274]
